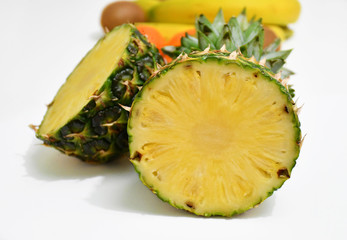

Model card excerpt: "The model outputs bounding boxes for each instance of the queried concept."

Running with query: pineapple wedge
[34,24,164,163]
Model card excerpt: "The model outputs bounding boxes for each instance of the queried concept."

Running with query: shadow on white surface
[24,142,274,218]
[24,143,190,217]
[24,143,132,180]
[235,195,275,219]
[88,171,194,217]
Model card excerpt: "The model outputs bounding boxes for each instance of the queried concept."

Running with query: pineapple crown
[162,9,293,79]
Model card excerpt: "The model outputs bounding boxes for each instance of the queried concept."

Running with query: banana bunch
[135,0,300,41]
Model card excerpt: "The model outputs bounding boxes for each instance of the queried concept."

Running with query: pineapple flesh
[128,53,301,216]
[35,24,164,163]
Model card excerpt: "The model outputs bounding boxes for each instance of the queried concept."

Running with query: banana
[135,0,163,15]
[149,0,301,26]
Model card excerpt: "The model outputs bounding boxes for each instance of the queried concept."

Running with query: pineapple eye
[277,168,290,178]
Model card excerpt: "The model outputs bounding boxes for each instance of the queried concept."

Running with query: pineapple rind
[128,53,301,216]
[37,24,164,163]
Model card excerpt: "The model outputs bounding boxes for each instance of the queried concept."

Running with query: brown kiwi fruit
[101,1,146,32]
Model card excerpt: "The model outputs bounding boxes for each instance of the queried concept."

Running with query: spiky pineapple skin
[128,52,301,216]
[37,24,164,164]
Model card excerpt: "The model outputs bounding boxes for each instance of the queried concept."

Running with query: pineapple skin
[36,25,164,164]
[128,52,302,216]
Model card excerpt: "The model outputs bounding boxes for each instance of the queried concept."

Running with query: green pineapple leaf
[181,33,199,49]
[212,9,225,33]
[197,30,217,50]
[216,24,236,51]
[161,9,294,78]
[196,14,219,44]
[236,8,248,29]
[262,49,292,73]
[243,20,262,45]
[228,17,244,48]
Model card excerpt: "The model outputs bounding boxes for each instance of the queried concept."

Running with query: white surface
[0,0,346,239]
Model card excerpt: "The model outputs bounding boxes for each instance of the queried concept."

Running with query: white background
[0,0,346,239]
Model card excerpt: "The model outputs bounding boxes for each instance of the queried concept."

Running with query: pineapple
[128,11,302,216]
[33,24,164,163]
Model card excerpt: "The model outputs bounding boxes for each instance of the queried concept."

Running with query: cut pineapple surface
[36,24,163,163]
[39,26,131,134]
[128,56,301,216]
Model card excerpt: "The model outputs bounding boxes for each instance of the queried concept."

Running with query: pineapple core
[39,26,131,135]
[129,60,299,215]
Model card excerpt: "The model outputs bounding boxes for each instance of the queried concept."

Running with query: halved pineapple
[128,54,301,216]
[34,24,163,163]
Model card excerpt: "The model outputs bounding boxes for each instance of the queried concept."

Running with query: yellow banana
[135,0,163,15]
[149,0,301,26]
